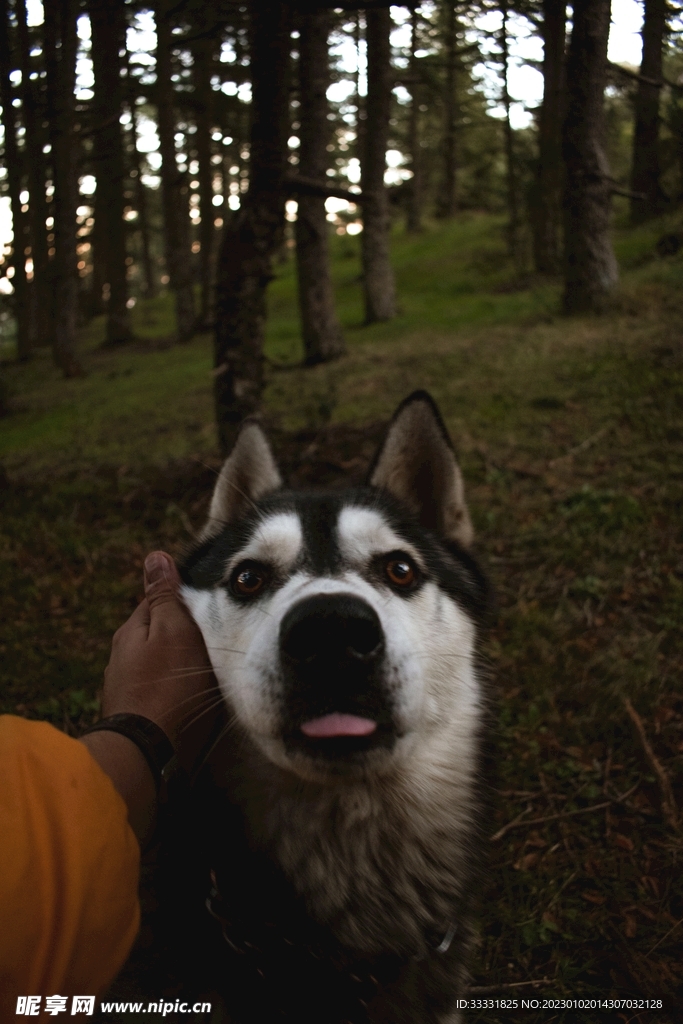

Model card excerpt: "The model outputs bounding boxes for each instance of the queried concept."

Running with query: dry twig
[623,698,678,829]
[548,425,611,467]
[467,978,552,996]
[490,783,640,842]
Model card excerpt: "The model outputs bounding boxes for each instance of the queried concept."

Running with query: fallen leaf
[623,914,637,938]
[514,852,539,871]
[614,833,634,852]
[581,890,606,905]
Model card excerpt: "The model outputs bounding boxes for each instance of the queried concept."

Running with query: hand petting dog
[102,550,215,747]
[81,550,218,846]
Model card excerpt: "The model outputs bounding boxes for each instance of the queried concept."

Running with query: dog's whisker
[193,715,240,773]
[167,666,218,676]
[159,687,222,715]
[152,670,218,685]
[205,645,247,655]
[180,698,228,734]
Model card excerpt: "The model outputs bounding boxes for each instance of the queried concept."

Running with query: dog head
[180,392,488,782]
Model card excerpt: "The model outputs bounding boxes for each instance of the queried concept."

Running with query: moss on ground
[1,214,682,1021]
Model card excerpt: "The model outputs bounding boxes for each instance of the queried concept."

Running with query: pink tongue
[300,713,377,739]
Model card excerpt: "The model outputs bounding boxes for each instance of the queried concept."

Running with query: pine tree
[533,0,566,274]
[213,1,292,453]
[155,0,196,342]
[295,8,345,364]
[0,0,33,359]
[45,0,82,376]
[630,0,668,223]
[563,0,618,313]
[361,7,396,324]
[89,0,132,345]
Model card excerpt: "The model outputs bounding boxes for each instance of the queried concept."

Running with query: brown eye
[231,563,267,598]
[386,557,415,588]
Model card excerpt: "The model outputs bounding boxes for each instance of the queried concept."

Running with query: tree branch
[607,59,683,92]
[284,173,364,203]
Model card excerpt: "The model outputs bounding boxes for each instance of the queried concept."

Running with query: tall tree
[44,0,82,376]
[630,0,668,223]
[0,0,33,359]
[437,1,458,219]
[406,5,424,233]
[16,0,49,345]
[128,98,157,300]
[192,33,217,329]
[562,0,618,313]
[533,0,566,274]
[295,9,345,364]
[155,1,195,342]
[89,0,132,345]
[361,7,396,324]
[213,1,292,453]
[500,0,520,260]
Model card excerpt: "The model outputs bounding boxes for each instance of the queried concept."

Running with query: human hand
[102,550,218,750]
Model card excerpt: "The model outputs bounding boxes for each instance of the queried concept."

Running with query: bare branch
[607,59,683,92]
[284,173,364,203]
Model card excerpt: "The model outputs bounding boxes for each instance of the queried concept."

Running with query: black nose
[280,593,384,666]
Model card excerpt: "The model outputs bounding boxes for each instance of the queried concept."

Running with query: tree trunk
[155,1,195,341]
[0,0,32,360]
[89,0,132,345]
[630,0,668,223]
[437,2,457,219]
[562,0,618,314]
[354,12,366,188]
[501,0,520,261]
[16,0,49,346]
[213,1,292,454]
[533,0,566,274]
[406,6,423,233]
[295,9,344,364]
[193,36,216,329]
[44,0,82,376]
[361,7,396,324]
[126,85,157,300]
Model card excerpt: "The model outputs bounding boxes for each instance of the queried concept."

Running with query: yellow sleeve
[0,715,140,1016]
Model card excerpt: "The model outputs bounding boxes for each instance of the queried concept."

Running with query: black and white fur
[178,392,490,1024]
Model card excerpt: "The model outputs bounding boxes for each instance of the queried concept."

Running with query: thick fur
[176,392,490,1024]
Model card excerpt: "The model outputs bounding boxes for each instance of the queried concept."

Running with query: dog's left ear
[200,421,282,540]
[369,391,473,547]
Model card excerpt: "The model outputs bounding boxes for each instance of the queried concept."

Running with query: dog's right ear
[200,421,282,540]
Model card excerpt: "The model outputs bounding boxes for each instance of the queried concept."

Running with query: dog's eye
[231,563,267,598]
[385,557,416,588]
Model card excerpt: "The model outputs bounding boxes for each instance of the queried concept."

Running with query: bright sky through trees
[0,0,649,249]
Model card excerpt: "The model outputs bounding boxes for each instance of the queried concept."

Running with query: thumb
[144,550,181,611]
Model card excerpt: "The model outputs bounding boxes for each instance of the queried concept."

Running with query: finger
[144,551,181,611]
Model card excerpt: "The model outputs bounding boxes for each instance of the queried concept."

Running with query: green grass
[1,212,682,1021]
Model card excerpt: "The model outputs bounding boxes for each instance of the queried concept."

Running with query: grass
[1,212,682,1021]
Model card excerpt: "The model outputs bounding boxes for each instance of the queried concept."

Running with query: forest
[0,0,682,1021]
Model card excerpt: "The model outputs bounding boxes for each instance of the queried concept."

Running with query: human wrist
[80,730,157,847]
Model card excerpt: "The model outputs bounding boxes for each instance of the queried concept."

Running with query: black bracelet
[81,713,176,795]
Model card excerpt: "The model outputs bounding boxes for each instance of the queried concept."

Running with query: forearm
[79,732,157,847]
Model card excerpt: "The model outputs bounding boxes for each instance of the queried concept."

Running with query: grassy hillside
[1,213,682,1020]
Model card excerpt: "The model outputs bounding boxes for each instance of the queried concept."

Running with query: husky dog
[178,392,490,1024]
